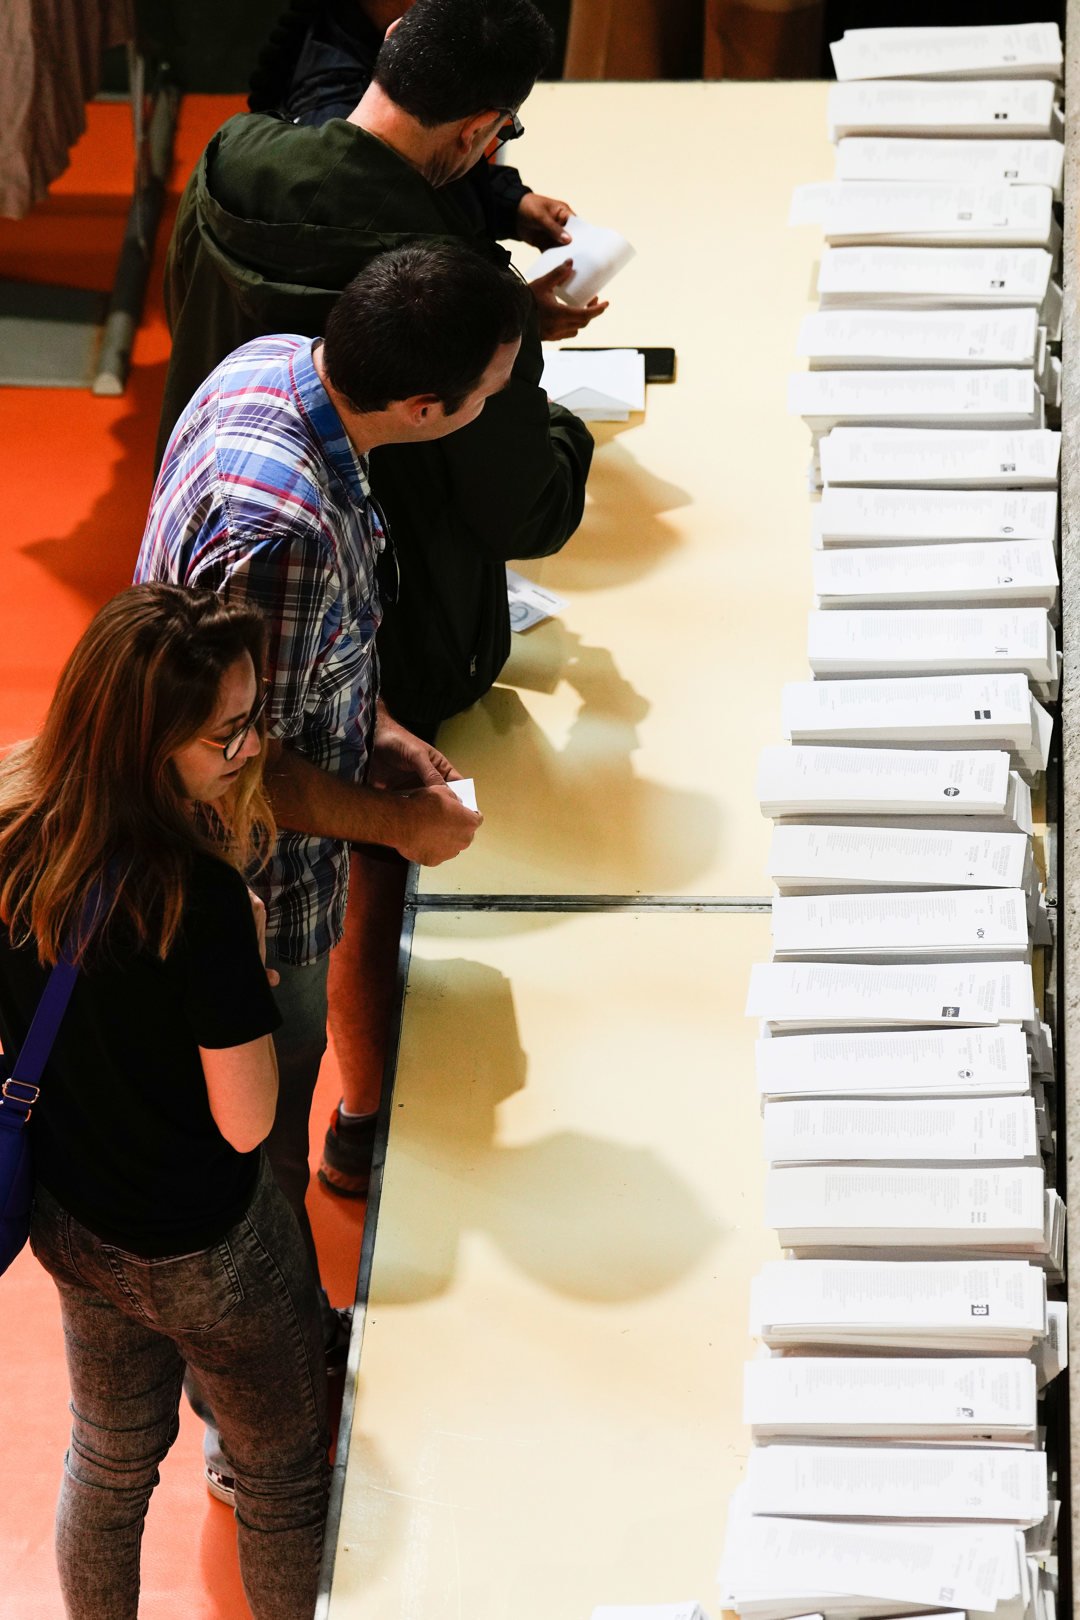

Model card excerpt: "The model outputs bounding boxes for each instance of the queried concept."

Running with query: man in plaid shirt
[137,244,528,1457]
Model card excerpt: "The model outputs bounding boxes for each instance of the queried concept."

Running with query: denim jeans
[30,1155,330,1620]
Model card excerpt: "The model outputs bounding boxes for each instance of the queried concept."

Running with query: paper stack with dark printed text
[720,23,1066,1620]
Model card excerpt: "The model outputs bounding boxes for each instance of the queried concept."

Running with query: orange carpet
[0,98,365,1620]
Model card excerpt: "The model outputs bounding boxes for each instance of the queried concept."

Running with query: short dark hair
[323,241,531,414]
[374,0,554,128]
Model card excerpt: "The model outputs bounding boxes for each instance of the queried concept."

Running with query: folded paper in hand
[541,348,646,422]
[527,214,636,303]
[446,778,478,812]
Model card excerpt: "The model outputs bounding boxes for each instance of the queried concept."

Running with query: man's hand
[369,706,460,791]
[516,192,573,249]
[393,785,482,866]
[530,262,610,342]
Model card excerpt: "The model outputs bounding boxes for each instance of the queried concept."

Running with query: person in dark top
[0,585,329,1620]
[248,0,591,281]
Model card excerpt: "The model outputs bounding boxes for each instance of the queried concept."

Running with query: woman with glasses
[0,584,329,1620]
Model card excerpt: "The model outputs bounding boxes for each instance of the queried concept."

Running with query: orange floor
[0,98,365,1619]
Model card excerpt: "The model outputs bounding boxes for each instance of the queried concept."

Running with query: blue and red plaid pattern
[136,335,384,965]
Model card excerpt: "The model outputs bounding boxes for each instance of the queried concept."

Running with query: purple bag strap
[1,936,82,1120]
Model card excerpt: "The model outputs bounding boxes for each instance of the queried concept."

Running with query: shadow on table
[370,956,720,1307]
[436,648,720,895]
[540,432,692,593]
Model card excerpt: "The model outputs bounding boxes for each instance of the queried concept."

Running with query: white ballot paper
[718,1500,1022,1614]
[506,567,567,632]
[540,347,645,421]
[757,745,1014,819]
[766,824,1033,895]
[764,1163,1047,1250]
[526,214,635,303]
[743,1355,1038,1441]
[749,1256,1048,1352]
[745,960,1035,1031]
[812,487,1058,547]
[744,1443,1048,1526]
[446,778,478,812]
[834,137,1064,198]
[818,427,1061,490]
[780,679,1052,783]
[817,182,1057,250]
[590,1607,710,1620]
[770,888,1031,963]
[806,608,1057,685]
[790,369,1042,434]
[811,542,1059,610]
[797,307,1042,369]
[826,80,1061,142]
[817,245,1055,311]
[830,23,1063,83]
[761,1095,1039,1164]
[756,1024,1032,1103]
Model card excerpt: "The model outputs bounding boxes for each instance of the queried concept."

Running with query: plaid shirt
[136,335,383,965]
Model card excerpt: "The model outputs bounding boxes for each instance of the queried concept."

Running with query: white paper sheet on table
[506,567,567,631]
[526,213,636,302]
[541,347,646,421]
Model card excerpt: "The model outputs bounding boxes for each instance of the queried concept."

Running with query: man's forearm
[265,742,404,848]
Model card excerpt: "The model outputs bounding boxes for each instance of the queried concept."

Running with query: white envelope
[526,213,636,302]
[541,348,646,421]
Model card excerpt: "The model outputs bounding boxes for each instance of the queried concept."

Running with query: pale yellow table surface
[327,909,779,1619]
[421,80,831,899]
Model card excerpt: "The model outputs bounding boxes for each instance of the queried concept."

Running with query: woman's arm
[199,1035,279,1154]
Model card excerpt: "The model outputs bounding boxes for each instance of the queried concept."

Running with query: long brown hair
[0,584,275,966]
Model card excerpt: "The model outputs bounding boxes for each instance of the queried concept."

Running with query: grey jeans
[30,1155,330,1620]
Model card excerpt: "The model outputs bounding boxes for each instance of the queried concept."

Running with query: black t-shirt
[0,852,282,1256]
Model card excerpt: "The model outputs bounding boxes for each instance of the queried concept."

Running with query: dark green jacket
[158,113,594,735]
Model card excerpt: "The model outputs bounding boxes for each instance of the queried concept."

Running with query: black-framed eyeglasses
[200,688,269,762]
[369,494,400,607]
[494,109,524,146]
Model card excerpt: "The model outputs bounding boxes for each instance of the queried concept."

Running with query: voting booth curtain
[564,0,825,80]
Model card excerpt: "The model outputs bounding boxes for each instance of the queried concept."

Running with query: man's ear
[460,109,502,152]
[398,392,443,427]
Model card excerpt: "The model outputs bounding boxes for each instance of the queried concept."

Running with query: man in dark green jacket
[157,0,595,740]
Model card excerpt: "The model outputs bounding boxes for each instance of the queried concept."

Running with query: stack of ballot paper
[540,348,645,421]
[743,1356,1039,1444]
[755,1025,1034,1103]
[766,825,1035,895]
[816,246,1059,327]
[749,1257,1048,1352]
[761,1096,1039,1165]
[830,22,1063,83]
[810,542,1059,609]
[765,1164,1064,1270]
[790,369,1044,433]
[781,676,1053,778]
[818,427,1062,489]
[727,30,1067,1613]
[744,1442,1048,1526]
[746,960,1036,1033]
[769,888,1032,964]
[834,138,1064,198]
[812,487,1058,547]
[810,182,1059,251]
[827,80,1062,142]
[525,213,635,303]
[757,747,1032,832]
[718,1495,1038,1619]
[797,307,1044,369]
[805,608,1059,692]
